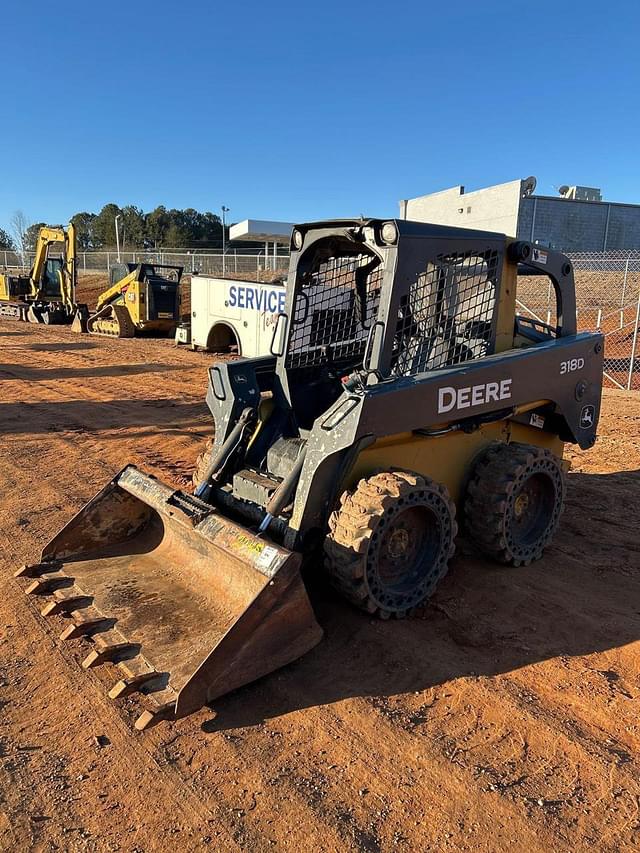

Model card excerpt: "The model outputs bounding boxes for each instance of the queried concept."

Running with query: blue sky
[1,0,638,233]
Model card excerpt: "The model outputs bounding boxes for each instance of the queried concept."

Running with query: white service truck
[190,276,287,356]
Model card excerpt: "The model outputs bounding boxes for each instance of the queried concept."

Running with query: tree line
[1,204,228,253]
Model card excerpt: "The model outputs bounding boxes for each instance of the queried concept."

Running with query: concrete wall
[400,179,524,237]
[401,181,640,251]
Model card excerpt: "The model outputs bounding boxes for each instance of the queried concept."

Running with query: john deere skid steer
[16,219,604,730]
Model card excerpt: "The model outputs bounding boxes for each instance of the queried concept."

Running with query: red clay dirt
[0,318,639,852]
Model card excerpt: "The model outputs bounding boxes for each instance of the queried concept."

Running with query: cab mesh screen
[391,250,500,376]
[286,252,382,369]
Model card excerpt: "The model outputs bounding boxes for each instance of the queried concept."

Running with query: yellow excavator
[73,262,183,337]
[0,224,82,324]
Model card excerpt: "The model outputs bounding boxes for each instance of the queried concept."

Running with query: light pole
[221,205,230,275]
[115,214,122,262]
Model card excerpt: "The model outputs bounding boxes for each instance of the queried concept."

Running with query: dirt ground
[0,318,639,853]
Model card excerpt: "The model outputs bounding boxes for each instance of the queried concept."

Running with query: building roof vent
[558,185,602,202]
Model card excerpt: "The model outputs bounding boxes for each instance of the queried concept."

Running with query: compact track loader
[0,224,84,324]
[73,262,183,337]
[16,219,604,730]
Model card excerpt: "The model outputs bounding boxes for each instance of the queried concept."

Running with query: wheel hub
[375,503,444,599]
[514,492,530,518]
[386,526,411,559]
[510,472,557,549]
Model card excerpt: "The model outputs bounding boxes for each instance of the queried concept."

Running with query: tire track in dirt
[0,440,264,852]
[0,325,214,487]
[1,319,639,851]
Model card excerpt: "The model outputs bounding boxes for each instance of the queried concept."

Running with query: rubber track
[87,303,136,338]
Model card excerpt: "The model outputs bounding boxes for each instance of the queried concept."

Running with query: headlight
[380,221,398,245]
[292,229,303,250]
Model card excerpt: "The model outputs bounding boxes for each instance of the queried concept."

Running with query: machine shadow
[0,361,187,381]
[202,468,639,733]
[28,342,100,351]
[0,398,209,434]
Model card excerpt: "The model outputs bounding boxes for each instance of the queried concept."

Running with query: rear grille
[391,249,500,376]
[148,282,178,320]
[286,252,382,369]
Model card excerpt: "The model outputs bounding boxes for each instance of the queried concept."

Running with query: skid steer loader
[15,219,604,730]
[72,262,183,337]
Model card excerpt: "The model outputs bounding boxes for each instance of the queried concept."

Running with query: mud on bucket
[15,466,322,730]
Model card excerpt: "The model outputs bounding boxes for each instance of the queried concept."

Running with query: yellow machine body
[0,224,78,322]
[82,262,182,338]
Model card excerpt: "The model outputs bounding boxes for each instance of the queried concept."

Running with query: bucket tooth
[81,629,136,669]
[109,654,160,698]
[25,571,73,596]
[117,654,156,681]
[135,686,178,731]
[19,465,323,731]
[15,560,62,579]
[41,587,92,617]
[108,671,159,700]
[59,606,112,641]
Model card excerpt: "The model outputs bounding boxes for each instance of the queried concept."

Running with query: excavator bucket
[71,305,89,333]
[15,466,322,730]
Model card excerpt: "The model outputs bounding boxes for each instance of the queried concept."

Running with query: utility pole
[221,205,230,276]
[115,214,122,262]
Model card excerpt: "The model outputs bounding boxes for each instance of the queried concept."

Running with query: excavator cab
[41,257,65,298]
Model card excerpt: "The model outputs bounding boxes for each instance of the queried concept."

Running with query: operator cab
[41,257,64,298]
[279,228,501,431]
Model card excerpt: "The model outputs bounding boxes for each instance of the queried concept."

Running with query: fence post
[621,255,630,308]
[627,283,640,391]
[620,257,627,329]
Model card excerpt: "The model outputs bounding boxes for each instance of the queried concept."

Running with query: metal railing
[3,244,638,389]
[1,248,291,277]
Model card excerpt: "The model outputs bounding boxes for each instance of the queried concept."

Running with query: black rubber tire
[192,437,215,489]
[463,442,565,567]
[324,470,457,618]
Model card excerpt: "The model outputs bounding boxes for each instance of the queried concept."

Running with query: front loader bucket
[15,466,322,730]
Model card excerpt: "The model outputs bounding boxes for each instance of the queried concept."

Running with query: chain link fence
[3,244,638,390]
[1,248,291,277]
[516,250,640,390]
